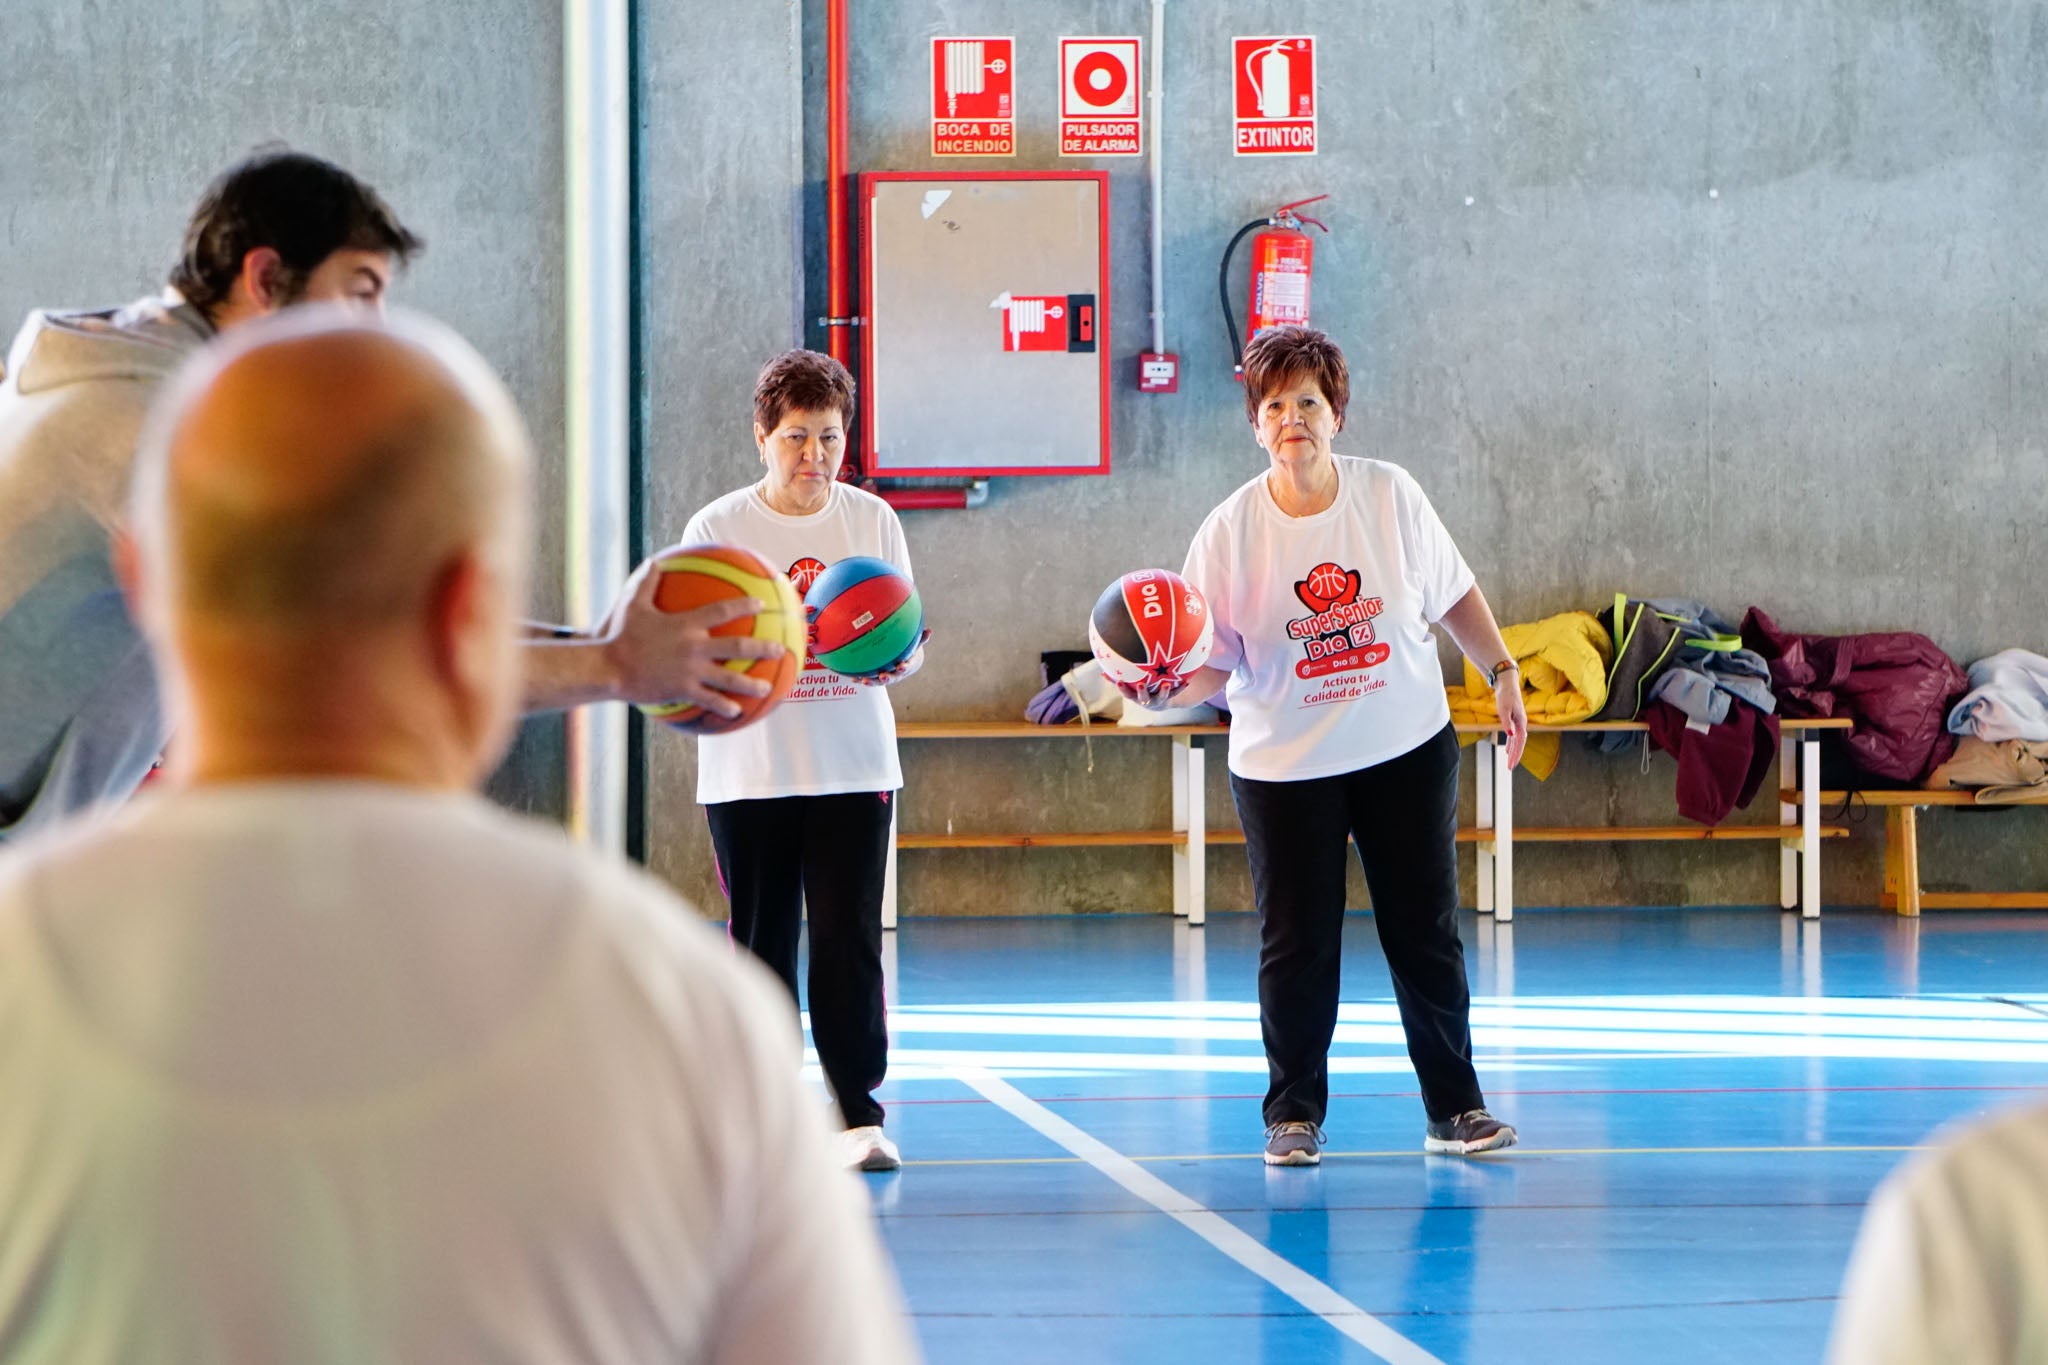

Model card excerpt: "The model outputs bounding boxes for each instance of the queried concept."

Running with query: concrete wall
[1,0,569,815]
[11,0,2039,912]
[637,0,807,899]
[645,0,2048,918]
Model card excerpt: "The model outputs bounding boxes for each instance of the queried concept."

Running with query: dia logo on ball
[1088,569,1214,693]
[636,543,807,734]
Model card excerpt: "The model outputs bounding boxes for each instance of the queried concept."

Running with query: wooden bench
[1785,788,2048,917]
[888,716,1853,925]
[1464,718,1852,923]
[889,722,1225,926]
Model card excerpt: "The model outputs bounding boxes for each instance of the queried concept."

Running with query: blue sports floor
[800,908,2048,1364]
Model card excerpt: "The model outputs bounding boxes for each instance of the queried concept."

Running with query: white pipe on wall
[1149,0,1167,356]
[564,0,631,851]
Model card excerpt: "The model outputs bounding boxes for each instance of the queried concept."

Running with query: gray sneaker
[1263,1120,1325,1166]
[1424,1108,1518,1155]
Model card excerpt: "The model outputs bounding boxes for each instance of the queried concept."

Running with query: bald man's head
[127,309,533,788]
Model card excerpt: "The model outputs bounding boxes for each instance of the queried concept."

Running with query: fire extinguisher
[1219,194,1330,379]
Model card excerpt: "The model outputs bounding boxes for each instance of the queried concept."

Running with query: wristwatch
[1482,659,1519,689]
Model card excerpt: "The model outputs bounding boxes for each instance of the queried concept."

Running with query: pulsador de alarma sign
[1059,37,1142,157]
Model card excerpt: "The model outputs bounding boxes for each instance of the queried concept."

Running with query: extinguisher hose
[1218,217,1271,377]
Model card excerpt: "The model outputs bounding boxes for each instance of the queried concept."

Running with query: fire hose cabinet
[859,171,1110,477]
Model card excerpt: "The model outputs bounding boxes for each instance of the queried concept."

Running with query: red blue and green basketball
[637,542,807,734]
[804,556,922,678]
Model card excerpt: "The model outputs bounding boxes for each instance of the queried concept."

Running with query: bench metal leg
[1172,735,1206,926]
[1493,735,1515,923]
[1896,805,1921,918]
[1801,738,1821,920]
[1779,734,1798,911]
[882,799,899,930]
[1475,738,1495,914]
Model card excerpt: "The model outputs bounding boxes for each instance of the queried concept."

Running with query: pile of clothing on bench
[1448,601,2047,819]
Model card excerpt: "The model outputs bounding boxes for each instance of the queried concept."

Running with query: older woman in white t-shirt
[1128,326,1528,1168]
[682,350,922,1174]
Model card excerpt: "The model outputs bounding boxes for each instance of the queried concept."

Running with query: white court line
[957,1067,1447,1365]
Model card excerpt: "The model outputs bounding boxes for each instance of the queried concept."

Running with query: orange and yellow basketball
[637,543,807,734]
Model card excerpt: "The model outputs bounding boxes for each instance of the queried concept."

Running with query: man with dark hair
[168,147,425,322]
[0,149,781,839]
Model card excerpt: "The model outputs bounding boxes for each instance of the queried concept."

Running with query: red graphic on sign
[1233,36,1316,156]
[932,36,1015,156]
[994,293,1069,352]
[787,556,827,595]
[1284,561,1387,680]
[1059,37,1142,157]
[789,557,830,670]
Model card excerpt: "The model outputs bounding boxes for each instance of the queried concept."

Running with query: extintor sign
[932,36,1016,156]
[1232,36,1316,156]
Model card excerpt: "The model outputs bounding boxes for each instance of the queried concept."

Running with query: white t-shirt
[0,782,921,1365]
[1181,456,1474,782]
[1828,1100,2048,1365]
[683,482,909,804]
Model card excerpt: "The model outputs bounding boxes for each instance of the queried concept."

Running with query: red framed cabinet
[859,171,1111,478]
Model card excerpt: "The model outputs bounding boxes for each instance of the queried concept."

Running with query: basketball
[1088,569,1214,693]
[636,543,807,734]
[804,556,923,678]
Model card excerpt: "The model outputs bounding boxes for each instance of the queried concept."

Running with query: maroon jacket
[1739,607,1967,786]
[1645,698,1780,825]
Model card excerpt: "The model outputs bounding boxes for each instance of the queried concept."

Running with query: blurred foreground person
[0,310,918,1364]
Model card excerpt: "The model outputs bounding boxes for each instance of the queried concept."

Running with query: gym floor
[802,907,2048,1364]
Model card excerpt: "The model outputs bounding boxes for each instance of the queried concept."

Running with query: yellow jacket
[1447,611,1613,779]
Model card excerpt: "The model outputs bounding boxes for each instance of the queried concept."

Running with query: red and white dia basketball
[1088,569,1214,693]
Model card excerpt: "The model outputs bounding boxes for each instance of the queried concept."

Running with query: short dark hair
[752,349,855,433]
[170,149,423,320]
[1240,326,1350,427]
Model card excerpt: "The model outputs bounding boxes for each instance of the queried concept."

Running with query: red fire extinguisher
[1220,194,1329,379]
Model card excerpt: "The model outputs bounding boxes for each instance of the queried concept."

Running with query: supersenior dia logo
[1287,561,1389,679]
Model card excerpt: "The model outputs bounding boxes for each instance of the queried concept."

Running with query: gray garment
[0,292,209,839]
[1645,598,1775,725]
[1946,649,2048,743]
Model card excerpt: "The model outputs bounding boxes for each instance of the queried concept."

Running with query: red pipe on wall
[826,0,851,373]
[825,0,858,480]
[878,487,970,511]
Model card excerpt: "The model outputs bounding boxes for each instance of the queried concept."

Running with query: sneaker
[1263,1120,1325,1167]
[840,1125,901,1172]
[1424,1109,1518,1155]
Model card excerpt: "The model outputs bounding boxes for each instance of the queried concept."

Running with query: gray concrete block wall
[8,0,2040,912]
[637,0,808,904]
[1,0,570,816]
[703,0,2042,916]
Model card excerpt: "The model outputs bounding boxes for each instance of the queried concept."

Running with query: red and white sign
[1059,37,1141,157]
[993,293,1068,352]
[1232,36,1316,156]
[931,36,1015,156]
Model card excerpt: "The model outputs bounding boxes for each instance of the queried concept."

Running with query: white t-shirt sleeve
[1825,1157,2000,1365]
[703,956,921,1364]
[1180,512,1246,675]
[881,506,912,577]
[1394,467,1475,623]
